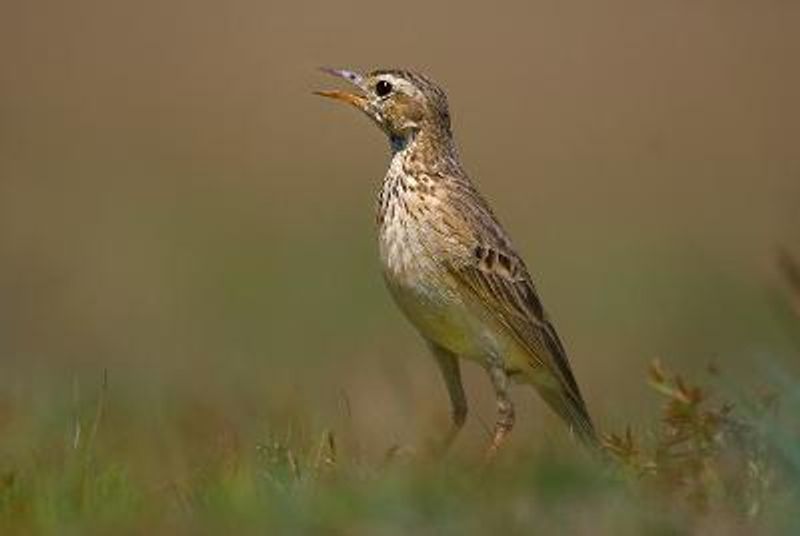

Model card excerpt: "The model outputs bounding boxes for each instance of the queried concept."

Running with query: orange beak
[313,89,368,109]
[314,68,369,110]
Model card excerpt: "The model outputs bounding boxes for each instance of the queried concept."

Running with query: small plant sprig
[602,359,776,517]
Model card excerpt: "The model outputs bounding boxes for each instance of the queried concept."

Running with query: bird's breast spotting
[375,152,501,360]
[376,151,443,282]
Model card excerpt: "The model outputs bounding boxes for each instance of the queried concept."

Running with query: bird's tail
[538,386,598,447]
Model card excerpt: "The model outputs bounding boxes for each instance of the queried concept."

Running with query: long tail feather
[538,386,598,447]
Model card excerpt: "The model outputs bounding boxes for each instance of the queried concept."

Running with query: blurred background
[1,0,798,470]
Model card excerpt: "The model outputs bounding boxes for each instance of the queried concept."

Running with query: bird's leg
[485,356,515,460]
[429,343,467,455]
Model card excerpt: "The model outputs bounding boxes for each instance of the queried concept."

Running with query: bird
[315,68,597,456]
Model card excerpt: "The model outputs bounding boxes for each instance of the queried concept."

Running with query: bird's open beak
[314,68,368,110]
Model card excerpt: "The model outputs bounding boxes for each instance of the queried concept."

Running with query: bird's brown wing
[443,237,596,443]
[425,172,595,442]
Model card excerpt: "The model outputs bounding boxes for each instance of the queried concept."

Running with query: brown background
[1,0,798,455]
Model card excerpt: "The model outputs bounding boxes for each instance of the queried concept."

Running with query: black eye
[375,80,393,97]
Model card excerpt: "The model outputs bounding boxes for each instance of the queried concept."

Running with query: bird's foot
[483,423,512,462]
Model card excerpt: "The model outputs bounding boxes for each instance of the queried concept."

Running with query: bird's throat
[389,134,410,153]
[388,127,459,175]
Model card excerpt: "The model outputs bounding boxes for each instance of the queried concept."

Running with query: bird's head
[315,68,452,148]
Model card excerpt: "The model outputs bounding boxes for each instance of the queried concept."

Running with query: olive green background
[1,0,798,476]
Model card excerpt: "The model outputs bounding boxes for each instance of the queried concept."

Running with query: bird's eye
[375,80,393,97]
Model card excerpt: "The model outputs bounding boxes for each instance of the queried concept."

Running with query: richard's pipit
[316,68,596,456]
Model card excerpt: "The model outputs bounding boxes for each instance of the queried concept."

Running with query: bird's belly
[386,274,496,360]
[380,239,504,362]
[379,208,510,363]
[392,283,537,380]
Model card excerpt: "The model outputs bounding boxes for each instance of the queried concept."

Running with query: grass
[0,358,798,534]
